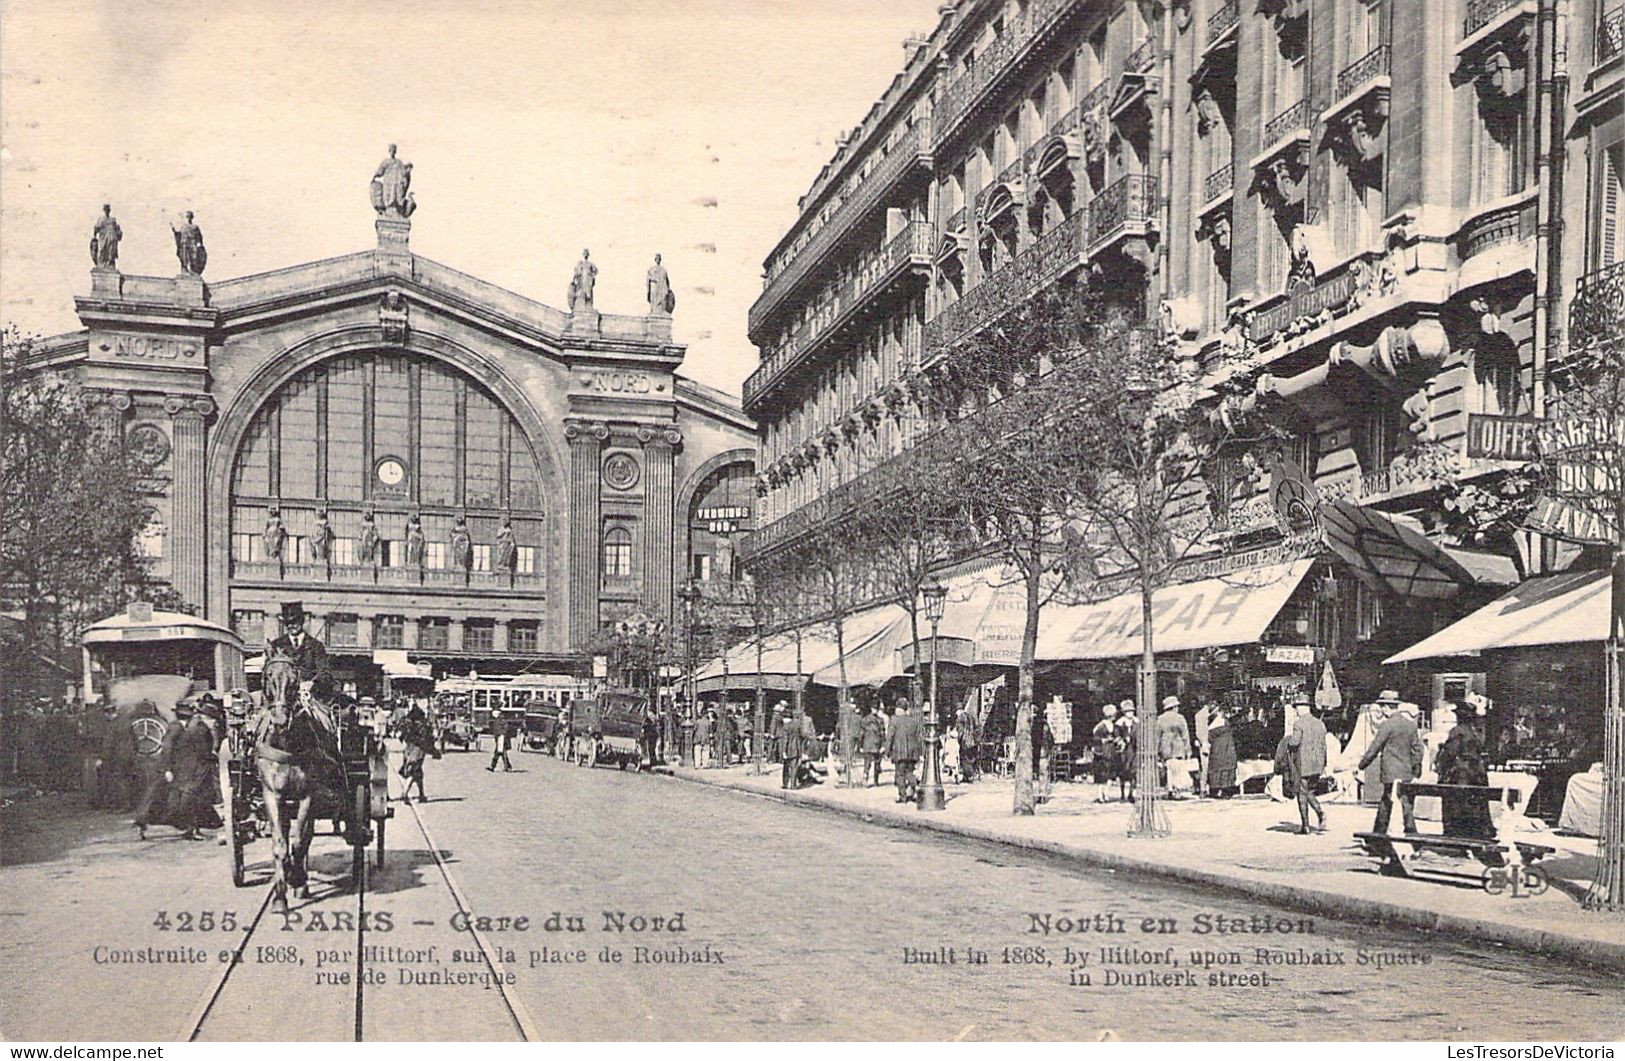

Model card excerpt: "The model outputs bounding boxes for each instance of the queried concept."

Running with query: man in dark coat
[488,709,516,772]
[858,705,886,787]
[779,705,804,789]
[398,704,437,802]
[161,697,222,840]
[887,701,923,804]
[128,699,171,838]
[267,601,333,701]
[1357,693,1425,834]
[1436,697,1495,840]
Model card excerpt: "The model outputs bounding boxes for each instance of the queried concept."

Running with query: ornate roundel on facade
[126,423,171,468]
[602,451,641,491]
[375,455,409,494]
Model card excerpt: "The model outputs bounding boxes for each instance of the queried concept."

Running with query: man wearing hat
[1287,694,1328,834]
[1435,695,1495,839]
[155,696,222,840]
[269,601,333,701]
[1156,695,1192,795]
[1357,691,1424,834]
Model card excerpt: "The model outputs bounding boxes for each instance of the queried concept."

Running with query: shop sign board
[1466,414,1542,462]
[1264,645,1316,665]
[1524,494,1614,546]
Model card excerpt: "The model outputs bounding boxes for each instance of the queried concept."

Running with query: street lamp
[918,578,949,812]
[678,579,702,768]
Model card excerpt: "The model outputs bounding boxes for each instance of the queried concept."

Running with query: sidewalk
[664,761,1625,970]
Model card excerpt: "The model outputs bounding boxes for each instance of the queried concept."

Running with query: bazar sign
[1248,271,1360,343]
[1466,414,1542,462]
[1264,645,1316,665]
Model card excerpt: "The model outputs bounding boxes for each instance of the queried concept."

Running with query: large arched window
[602,527,633,578]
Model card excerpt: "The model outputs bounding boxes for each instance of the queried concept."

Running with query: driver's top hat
[280,600,305,621]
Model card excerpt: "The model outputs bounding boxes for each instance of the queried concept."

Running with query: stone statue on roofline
[568,248,597,313]
[171,211,207,275]
[647,253,675,316]
[370,143,416,218]
[90,204,122,269]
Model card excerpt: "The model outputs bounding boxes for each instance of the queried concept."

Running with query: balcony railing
[1601,4,1624,62]
[1465,0,1521,37]
[924,208,1088,355]
[946,206,967,234]
[749,121,930,334]
[743,220,933,408]
[1263,99,1310,146]
[976,158,1027,217]
[1125,38,1157,75]
[1337,45,1390,98]
[1570,261,1625,352]
[933,0,1086,144]
[1087,174,1159,248]
[231,560,544,589]
[1207,0,1240,43]
[1204,162,1235,204]
[1078,79,1109,118]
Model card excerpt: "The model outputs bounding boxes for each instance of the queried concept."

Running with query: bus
[435,673,594,730]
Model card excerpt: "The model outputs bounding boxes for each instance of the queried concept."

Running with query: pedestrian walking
[1156,695,1192,796]
[695,709,714,768]
[858,705,886,787]
[159,697,222,840]
[1091,704,1118,789]
[1436,695,1495,840]
[1288,695,1328,834]
[130,699,171,840]
[398,704,437,802]
[1114,700,1138,802]
[887,700,923,804]
[779,705,804,789]
[1357,691,1424,835]
[488,709,515,771]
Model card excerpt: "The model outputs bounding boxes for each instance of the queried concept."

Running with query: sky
[0,0,943,396]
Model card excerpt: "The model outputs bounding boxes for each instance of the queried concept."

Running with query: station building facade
[31,207,756,688]
[738,0,1621,743]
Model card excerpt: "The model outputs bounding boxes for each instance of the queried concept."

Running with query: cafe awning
[893,572,1031,673]
[812,612,911,688]
[373,649,433,679]
[1035,559,1315,661]
[1384,568,1612,663]
[694,604,903,694]
[1320,500,1475,600]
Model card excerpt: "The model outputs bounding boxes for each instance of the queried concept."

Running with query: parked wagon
[571,690,649,770]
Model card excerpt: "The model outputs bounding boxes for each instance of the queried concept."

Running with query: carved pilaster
[164,395,214,614]
[637,425,682,624]
[565,418,609,648]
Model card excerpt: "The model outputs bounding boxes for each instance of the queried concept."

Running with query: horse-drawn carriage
[220,650,391,905]
[570,690,649,769]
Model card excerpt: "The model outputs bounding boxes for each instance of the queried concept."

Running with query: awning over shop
[1035,559,1315,661]
[693,604,904,694]
[1321,500,1475,599]
[373,649,433,679]
[1384,569,1612,664]
[811,612,911,688]
[894,572,1030,673]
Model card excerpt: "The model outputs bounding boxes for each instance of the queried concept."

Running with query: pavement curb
[661,767,1625,973]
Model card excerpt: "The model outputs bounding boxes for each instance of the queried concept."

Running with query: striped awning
[1384,569,1612,663]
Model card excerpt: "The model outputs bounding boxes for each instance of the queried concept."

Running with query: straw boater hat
[1375,689,1402,704]
[1101,703,1118,718]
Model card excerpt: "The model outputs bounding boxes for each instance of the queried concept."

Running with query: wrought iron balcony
[923,208,1088,355]
[945,206,967,234]
[743,220,934,410]
[1207,0,1240,45]
[1464,0,1521,37]
[1263,99,1310,146]
[1569,261,1625,352]
[749,121,931,336]
[1203,162,1235,204]
[932,0,1088,148]
[1601,3,1624,63]
[975,157,1027,218]
[1125,38,1157,76]
[1337,45,1391,98]
[1086,174,1159,250]
[1078,79,1110,117]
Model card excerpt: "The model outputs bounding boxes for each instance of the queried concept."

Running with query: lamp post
[678,579,701,768]
[918,578,949,811]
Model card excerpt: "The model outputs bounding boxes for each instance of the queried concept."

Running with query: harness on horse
[256,655,345,777]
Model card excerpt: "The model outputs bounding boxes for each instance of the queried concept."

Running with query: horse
[254,652,348,911]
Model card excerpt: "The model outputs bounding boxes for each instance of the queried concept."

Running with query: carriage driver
[269,600,334,702]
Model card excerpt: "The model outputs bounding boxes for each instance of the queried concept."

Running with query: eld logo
[1481,864,1549,898]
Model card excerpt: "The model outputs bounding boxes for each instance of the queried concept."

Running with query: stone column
[164,395,214,615]
[565,418,609,648]
[639,426,682,626]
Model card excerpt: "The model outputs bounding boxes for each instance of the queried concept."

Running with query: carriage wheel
[351,782,369,888]
[221,757,247,887]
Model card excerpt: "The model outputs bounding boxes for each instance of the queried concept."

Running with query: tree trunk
[1012,558,1040,816]
[753,623,766,776]
[1129,562,1168,837]
[834,612,854,787]
[908,604,923,710]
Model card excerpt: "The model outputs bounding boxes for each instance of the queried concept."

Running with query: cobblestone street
[3,748,1622,1040]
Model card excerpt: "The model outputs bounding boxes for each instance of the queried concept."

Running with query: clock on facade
[376,457,407,488]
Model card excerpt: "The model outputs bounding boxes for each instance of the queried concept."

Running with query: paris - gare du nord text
[36,146,756,692]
